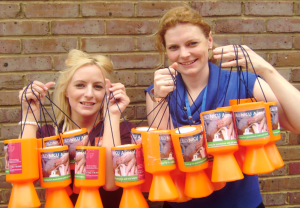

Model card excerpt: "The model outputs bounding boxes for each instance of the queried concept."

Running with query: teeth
[181,60,196,65]
[82,102,93,106]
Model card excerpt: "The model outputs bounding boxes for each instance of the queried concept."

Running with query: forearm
[102,114,121,191]
[146,93,173,130]
[255,68,300,133]
[18,115,39,139]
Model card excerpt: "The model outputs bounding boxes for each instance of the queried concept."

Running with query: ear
[65,92,68,98]
[208,31,213,48]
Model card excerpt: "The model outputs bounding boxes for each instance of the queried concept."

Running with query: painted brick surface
[0,1,300,208]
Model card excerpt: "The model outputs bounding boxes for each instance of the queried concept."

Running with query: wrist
[150,88,167,103]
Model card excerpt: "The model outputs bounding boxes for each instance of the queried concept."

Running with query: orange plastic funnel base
[184,170,214,198]
[168,168,192,203]
[75,187,103,208]
[119,185,149,208]
[148,172,179,201]
[8,182,40,208]
[242,144,274,175]
[264,142,284,169]
[45,188,74,208]
[204,162,226,191]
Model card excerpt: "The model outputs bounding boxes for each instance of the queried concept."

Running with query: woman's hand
[213,45,274,77]
[105,79,130,116]
[18,81,55,120]
[153,62,178,98]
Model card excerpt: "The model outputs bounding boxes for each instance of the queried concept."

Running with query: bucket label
[63,133,89,164]
[159,134,175,166]
[41,150,71,182]
[112,147,144,182]
[179,133,207,167]
[75,149,99,180]
[270,105,280,136]
[5,143,22,174]
[44,138,62,147]
[131,133,142,145]
[234,108,269,140]
[202,111,238,147]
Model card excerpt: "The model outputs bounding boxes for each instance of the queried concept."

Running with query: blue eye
[168,45,178,50]
[95,85,103,89]
[75,84,84,88]
[189,42,198,46]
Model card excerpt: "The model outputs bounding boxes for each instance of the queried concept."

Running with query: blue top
[145,62,262,208]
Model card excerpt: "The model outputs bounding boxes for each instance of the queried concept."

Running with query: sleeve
[119,121,135,145]
[145,84,154,96]
[36,125,56,138]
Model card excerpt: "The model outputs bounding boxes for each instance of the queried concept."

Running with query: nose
[84,85,94,98]
[180,47,190,58]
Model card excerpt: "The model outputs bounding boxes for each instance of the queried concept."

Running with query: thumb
[45,82,55,90]
[170,62,178,70]
[105,78,112,95]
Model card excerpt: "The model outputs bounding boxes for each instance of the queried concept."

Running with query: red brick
[191,2,241,17]
[111,71,136,87]
[0,141,4,156]
[0,56,52,72]
[0,174,11,189]
[53,55,68,71]
[52,20,104,35]
[137,36,157,51]
[245,2,293,16]
[289,162,300,175]
[297,3,300,16]
[0,108,21,123]
[215,19,265,34]
[24,3,78,18]
[278,146,300,160]
[82,38,135,53]
[131,120,148,128]
[0,158,4,172]
[137,2,187,17]
[0,21,48,36]
[107,20,159,35]
[275,132,287,146]
[292,69,300,82]
[24,38,77,54]
[82,3,134,17]
[0,124,19,139]
[0,74,23,90]
[213,36,242,46]
[25,73,60,87]
[137,72,154,86]
[288,132,300,145]
[269,52,300,67]
[267,19,300,33]
[293,83,300,91]
[110,54,160,70]
[0,91,19,106]
[244,35,292,50]
[276,69,291,82]
[126,88,146,103]
[0,4,20,18]
[261,192,287,206]
[0,189,11,203]
[259,164,287,177]
[289,192,300,204]
[260,176,300,192]
[136,106,147,119]
[122,106,135,120]
[295,36,300,49]
[0,40,20,54]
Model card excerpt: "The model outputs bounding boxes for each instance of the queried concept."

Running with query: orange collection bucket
[168,168,192,202]
[4,138,40,208]
[38,145,73,208]
[229,98,256,106]
[74,146,106,208]
[232,102,274,174]
[200,107,244,182]
[144,130,179,201]
[131,127,156,192]
[171,125,214,198]
[111,144,148,208]
[204,160,226,191]
[43,135,64,147]
[264,102,284,169]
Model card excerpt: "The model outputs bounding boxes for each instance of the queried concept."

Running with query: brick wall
[0,1,299,208]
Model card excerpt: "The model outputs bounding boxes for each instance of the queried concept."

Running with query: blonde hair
[156,6,217,64]
[53,49,113,133]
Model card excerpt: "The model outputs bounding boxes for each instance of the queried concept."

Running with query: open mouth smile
[80,102,95,106]
[179,59,198,66]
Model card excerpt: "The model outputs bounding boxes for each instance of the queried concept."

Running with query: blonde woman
[19,49,134,207]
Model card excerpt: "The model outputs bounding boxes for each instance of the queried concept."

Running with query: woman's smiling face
[165,23,212,77]
[65,64,106,121]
